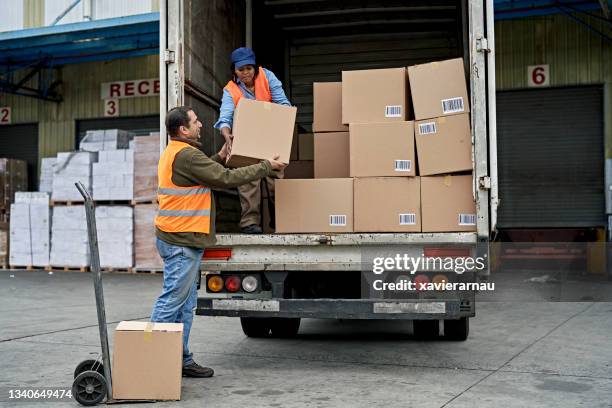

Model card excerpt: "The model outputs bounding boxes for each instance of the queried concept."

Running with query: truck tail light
[207,275,223,292]
[414,274,430,290]
[203,248,232,260]
[225,276,241,292]
[241,275,258,293]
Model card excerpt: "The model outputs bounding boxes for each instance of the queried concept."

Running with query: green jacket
[155,145,273,248]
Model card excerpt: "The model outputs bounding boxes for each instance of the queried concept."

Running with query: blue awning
[0,12,159,69]
[494,0,610,20]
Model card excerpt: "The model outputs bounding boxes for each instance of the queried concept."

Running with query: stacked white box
[39,158,56,194]
[50,206,89,267]
[95,206,133,268]
[92,149,134,200]
[9,192,51,266]
[79,129,134,152]
[51,152,98,202]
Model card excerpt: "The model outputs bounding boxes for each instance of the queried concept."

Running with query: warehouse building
[0,0,610,246]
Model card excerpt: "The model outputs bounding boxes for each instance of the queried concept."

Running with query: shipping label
[441,97,465,114]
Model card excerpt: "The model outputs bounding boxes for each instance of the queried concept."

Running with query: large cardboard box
[408,58,470,120]
[227,99,297,167]
[421,175,476,232]
[314,132,350,178]
[349,122,415,177]
[354,177,421,232]
[313,82,348,132]
[276,179,353,233]
[112,321,183,401]
[415,113,472,176]
[342,68,408,124]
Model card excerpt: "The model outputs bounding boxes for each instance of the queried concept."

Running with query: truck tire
[413,319,439,340]
[444,317,469,341]
[269,318,301,338]
[240,317,271,338]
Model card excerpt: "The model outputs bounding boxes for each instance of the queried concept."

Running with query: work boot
[182,361,214,378]
[242,224,263,234]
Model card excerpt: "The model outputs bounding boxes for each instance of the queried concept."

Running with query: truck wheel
[269,318,301,338]
[444,317,469,341]
[413,320,440,340]
[240,317,271,338]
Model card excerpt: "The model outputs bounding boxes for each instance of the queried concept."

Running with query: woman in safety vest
[214,47,291,234]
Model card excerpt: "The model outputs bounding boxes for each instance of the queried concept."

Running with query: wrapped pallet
[51,152,97,202]
[38,157,57,194]
[133,134,160,203]
[0,221,8,268]
[0,158,28,217]
[9,192,51,267]
[79,129,133,152]
[50,206,89,267]
[96,206,133,268]
[134,204,162,270]
[92,149,134,200]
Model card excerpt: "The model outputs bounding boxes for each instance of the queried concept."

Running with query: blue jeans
[151,238,204,366]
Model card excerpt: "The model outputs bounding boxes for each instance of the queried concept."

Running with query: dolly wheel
[74,359,104,379]
[72,370,107,406]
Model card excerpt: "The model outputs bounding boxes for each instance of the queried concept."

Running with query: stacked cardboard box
[0,158,28,220]
[134,204,163,270]
[50,206,89,267]
[79,129,133,152]
[39,158,56,194]
[96,206,133,268]
[133,134,160,202]
[9,192,50,267]
[51,152,98,202]
[92,149,134,200]
[277,58,476,233]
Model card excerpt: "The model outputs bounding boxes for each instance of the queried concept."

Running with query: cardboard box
[313,82,348,132]
[408,58,470,120]
[354,177,421,232]
[420,175,476,232]
[227,99,297,167]
[342,68,408,124]
[275,179,353,233]
[112,321,183,401]
[415,113,472,176]
[314,132,349,178]
[349,122,415,177]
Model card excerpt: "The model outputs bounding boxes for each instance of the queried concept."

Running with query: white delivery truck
[160,0,499,340]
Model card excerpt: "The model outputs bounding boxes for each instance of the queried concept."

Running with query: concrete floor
[1,270,611,408]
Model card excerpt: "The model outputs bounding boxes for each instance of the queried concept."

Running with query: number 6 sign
[528,65,550,87]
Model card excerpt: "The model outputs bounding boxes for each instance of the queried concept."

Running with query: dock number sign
[0,107,10,124]
[528,65,550,87]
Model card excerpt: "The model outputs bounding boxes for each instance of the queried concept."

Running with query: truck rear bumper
[196,298,474,320]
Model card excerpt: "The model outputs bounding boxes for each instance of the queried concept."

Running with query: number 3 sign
[528,65,550,87]
[104,99,119,117]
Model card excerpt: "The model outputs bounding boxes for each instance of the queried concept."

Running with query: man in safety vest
[214,46,291,234]
[152,106,286,378]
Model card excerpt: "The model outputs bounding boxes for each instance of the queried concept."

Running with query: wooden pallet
[94,200,134,206]
[101,267,134,273]
[131,199,157,205]
[9,265,52,271]
[49,265,90,272]
[133,267,163,274]
[50,200,84,206]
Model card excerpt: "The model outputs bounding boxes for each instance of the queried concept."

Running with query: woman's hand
[266,155,287,171]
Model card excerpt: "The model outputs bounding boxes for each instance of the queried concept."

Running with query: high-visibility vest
[155,140,212,234]
[224,66,272,107]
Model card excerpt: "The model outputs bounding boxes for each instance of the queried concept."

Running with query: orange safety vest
[224,66,272,106]
[155,140,212,234]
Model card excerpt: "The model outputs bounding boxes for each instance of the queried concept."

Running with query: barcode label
[418,122,437,135]
[399,213,416,225]
[458,214,476,226]
[385,105,402,118]
[394,160,412,172]
[441,97,465,114]
[329,215,347,226]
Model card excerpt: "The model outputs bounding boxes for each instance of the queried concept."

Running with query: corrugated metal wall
[0,55,159,162]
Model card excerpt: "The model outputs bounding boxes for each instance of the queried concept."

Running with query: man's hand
[266,155,287,171]
[218,143,230,161]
